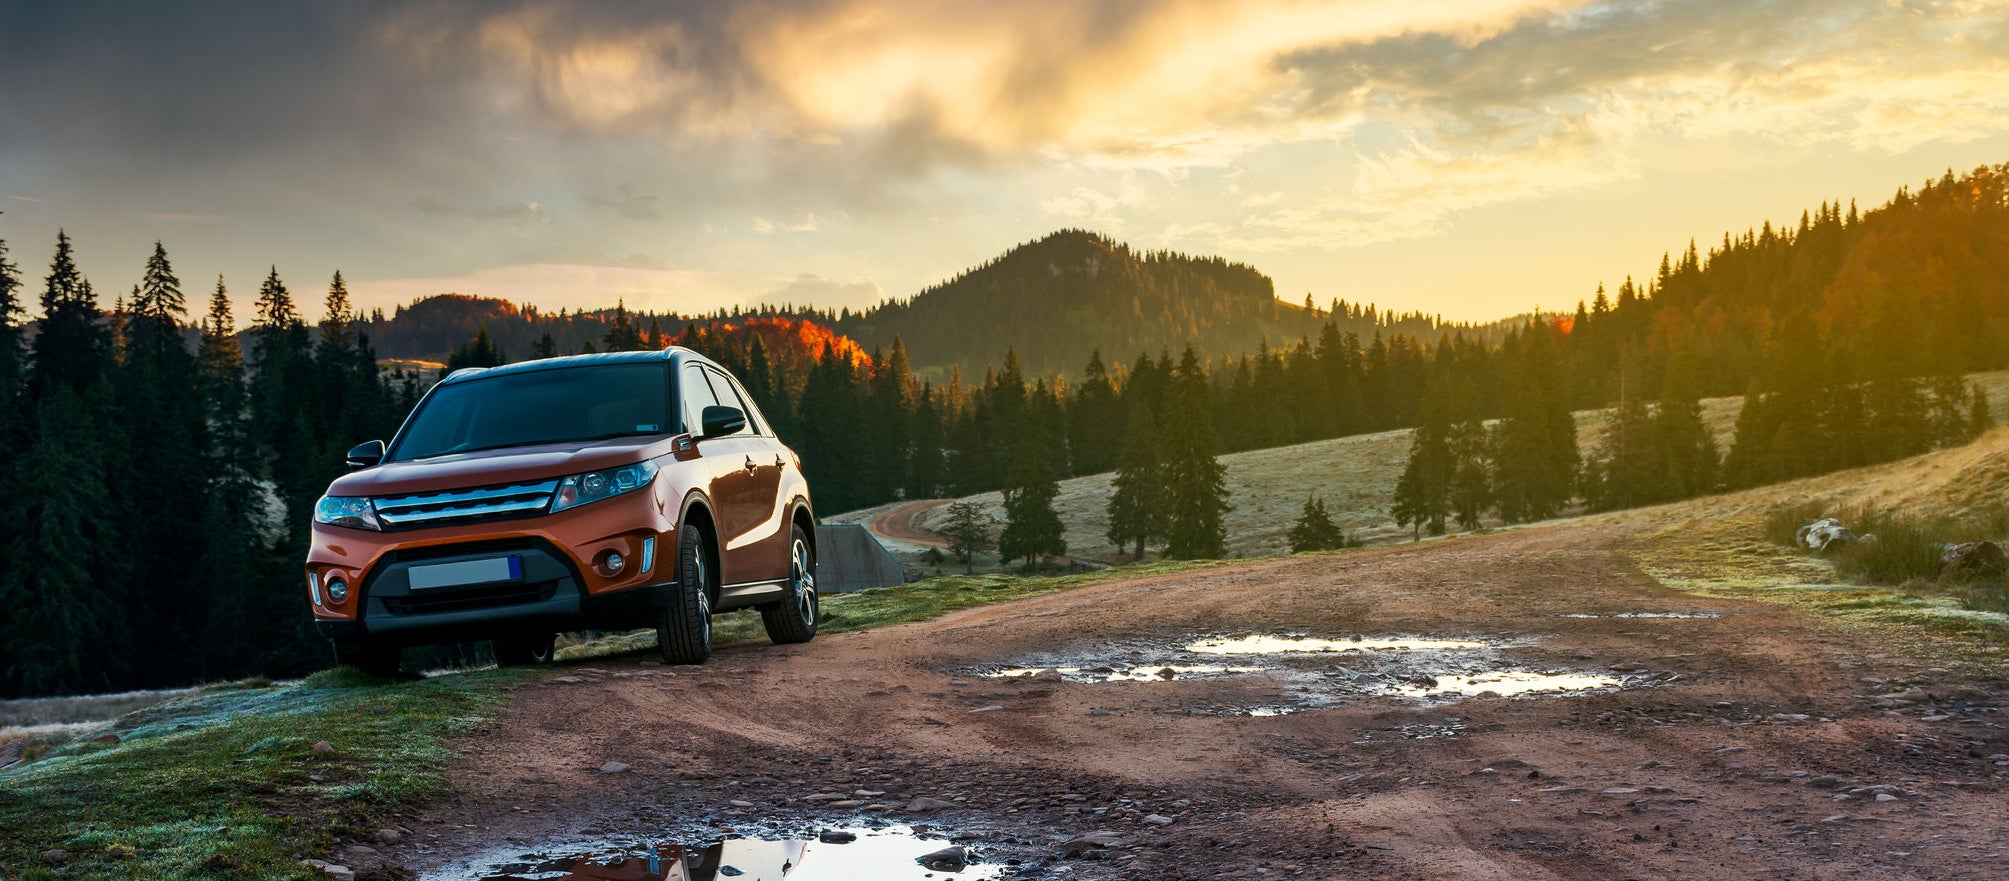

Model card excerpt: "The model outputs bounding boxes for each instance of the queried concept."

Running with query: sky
[4,0,2009,326]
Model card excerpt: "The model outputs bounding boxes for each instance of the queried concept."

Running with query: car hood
[327,436,683,497]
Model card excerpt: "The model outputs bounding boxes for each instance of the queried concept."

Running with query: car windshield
[388,363,670,462]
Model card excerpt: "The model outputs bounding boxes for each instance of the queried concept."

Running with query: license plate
[409,556,522,590]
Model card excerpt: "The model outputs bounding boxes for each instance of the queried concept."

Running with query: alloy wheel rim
[792,539,817,624]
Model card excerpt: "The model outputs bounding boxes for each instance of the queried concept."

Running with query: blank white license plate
[409,556,522,590]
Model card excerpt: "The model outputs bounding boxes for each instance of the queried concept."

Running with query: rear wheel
[761,524,819,645]
[494,632,556,666]
[333,640,400,678]
[658,523,714,665]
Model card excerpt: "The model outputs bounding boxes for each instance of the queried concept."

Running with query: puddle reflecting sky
[1390,671,1623,697]
[969,633,1643,714]
[1187,635,1490,654]
[988,664,1266,682]
[437,826,1001,881]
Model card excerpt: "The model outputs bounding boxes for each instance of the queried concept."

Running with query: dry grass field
[856,369,2009,567]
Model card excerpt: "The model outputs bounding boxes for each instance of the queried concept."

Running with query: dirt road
[398,523,2008,880]
[867,498,953,548]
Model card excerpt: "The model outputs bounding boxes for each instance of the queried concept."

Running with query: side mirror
[699,405,747,439]
[346,440,386,469]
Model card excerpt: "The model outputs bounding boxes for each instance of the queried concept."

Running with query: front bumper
[306,485,678,645]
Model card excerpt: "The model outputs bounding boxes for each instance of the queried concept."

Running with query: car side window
[680,364,720,435]
[704,367,764,436]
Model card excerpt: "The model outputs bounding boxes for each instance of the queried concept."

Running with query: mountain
[830,229,1452,378]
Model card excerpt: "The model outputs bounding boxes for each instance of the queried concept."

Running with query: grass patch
[559,559,1221,662]
[1634,513,2009,680]
[1759,501,2009,611]
[0,667,530,880]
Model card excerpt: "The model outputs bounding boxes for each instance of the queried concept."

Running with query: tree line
[0,230,421,698]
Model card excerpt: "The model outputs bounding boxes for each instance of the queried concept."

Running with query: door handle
[743,455,758,473]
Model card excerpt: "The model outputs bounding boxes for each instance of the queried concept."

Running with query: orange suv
[306,348,818,675]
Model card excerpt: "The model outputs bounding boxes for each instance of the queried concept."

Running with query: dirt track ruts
[399,523,2009,880]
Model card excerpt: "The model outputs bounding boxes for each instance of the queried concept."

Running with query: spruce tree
[1971,384,1994,437]
[940,500,993,573]
[446,326,505,371]
[117,242,208,685]
[1653,345,1717,499]
[532,332,558,359]
[0,228,24,405]
[1287,495,1346,553]
[1159,347,1229,558]
[1491,324,1577,522]
[1068,350,1123,475]
[1106,405,1164,560]
[0,388,119,696]
[998,401,1066,571]
[1588,361,1659,511]
[1392,381,1453,536]
[29,231,109,400]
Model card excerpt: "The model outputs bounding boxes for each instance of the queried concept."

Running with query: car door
[703,366,789,584]
[679,363,753,583]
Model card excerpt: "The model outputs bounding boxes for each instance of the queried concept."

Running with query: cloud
[750,213,820,234]
[409,196,550,224]
[7,194,49,204]
[588,185,664,220]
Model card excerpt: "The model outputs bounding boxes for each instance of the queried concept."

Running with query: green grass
[1634,513,2009,680]
[0,667,530,880]
[1757,500,2009,610]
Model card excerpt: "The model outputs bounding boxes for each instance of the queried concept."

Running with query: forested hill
[355,230,1458,378]
[826,229,1450,378]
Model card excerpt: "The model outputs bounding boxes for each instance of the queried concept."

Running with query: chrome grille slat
[373,479,559,527]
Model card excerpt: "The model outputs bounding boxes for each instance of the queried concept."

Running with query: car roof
[439,347,718,385]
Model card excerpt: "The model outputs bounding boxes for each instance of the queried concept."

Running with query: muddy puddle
[976,633,1647,715]
[433,825,1002,881]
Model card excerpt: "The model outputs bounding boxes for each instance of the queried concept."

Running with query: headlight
[314,495,382,531]
[551,460,659,513]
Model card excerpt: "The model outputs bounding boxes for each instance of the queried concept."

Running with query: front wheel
[761,524,818,645]
[658,523,714,665]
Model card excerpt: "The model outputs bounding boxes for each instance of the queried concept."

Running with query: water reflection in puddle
[972,633,1646,714]
[440,826,1000,881]
[1390,670,1624,698]
[1187,635,1489,654]
[989,664,1266,682]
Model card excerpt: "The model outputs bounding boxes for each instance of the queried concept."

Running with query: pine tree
[603,300,643,351]
[1068,350,1123,475]
[0,388,120,696]
[1971,384,1994,437]
[116,242,208,686]
[29,231,109,401]
[1287,495,1347,552]
[1587,360,1659,511]
[1159,347,1230,558]
[532,332,558,359]
[998,400,1065,571]
[1392,381,1453,536]
[0,227,22,425]
[1492,323,1577,522]
[446,326,505,371]
[940,500,992,573]
[1106,405,1164,560]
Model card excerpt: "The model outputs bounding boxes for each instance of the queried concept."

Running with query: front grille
[381,580,559,615]
[373,480,559,529]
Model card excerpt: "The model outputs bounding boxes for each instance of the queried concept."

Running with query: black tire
[761,524,819,645]
[658,523,714,665]
[494,632,556,666]
[333,640,400,678]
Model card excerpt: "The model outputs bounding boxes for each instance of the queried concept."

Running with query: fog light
[308,572,323,606]
[326,577,349,603]
[640,537,657,574]
[604,552,625,574]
